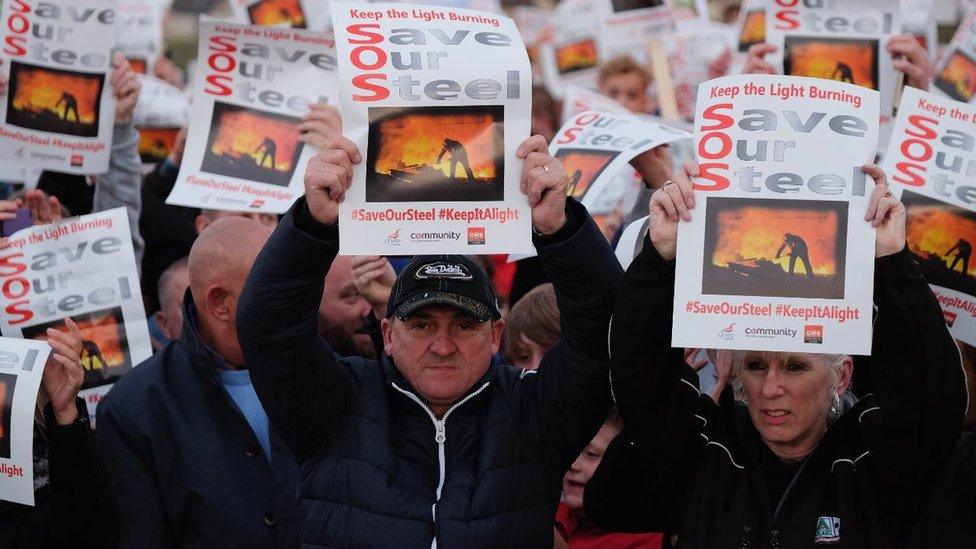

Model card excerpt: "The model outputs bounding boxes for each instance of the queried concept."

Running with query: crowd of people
[0,1,972,548]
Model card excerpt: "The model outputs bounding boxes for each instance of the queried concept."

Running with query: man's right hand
[303,137,361,225]
[648,163,698,261]
[742,43,777,75]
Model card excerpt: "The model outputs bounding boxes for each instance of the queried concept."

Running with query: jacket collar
[177,291,227,386]
[382,353,495,421]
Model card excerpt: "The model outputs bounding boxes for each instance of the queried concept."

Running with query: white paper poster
[332,2,533,254]
[672,0,708,26]
[0,0,118,174]
[0,208,150,421]
[167,19,338,213]
[596,0,675,52]
[882,86,976,346]
[933,10,976,104]
[668,22,735,121]
[560,85,629,123]
[900,0,936,61]
[0,337,49,506]
[765,0,901,116]
[552,110,690,211]
[133,75,189,164]
[615,214,648,270]
[674,75,880,354]
[230,0,313,28]
[539,0,602,98]
[116,0,165,75]
[734,0,765,54]
[512,5,553,79]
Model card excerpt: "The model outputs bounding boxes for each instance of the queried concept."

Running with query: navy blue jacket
[95,297,299,548]
[237,198,622,548]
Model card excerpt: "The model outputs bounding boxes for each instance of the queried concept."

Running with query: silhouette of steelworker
[776,233,814,278]
[567,169,584,197]
[946,238,973,274]
[81,339,108,372]
[254,137,277,170]
[831,62,855,84]
[436,138,475,183]
[55,92,80,122]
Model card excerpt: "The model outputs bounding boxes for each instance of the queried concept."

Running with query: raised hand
[862,164,905,258]
[304,137,360,225]
[517,135,567,235]
[41,318,84,425]
[648,162,698,261]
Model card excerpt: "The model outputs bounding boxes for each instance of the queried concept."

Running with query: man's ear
[195,214,212,235]
[490,318,505,355]
[204,285,232,322]
[836,356,854,396]
[155,311,171,340]
[381,317,394,355]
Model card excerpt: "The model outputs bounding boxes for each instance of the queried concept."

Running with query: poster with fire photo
[133,76,190,165]
[765,0,900,117]
[882,87,976,346]
[735,0,765,53]
[595,0,674,54]
[167,19,338,213]
[551,110,690,211]
[230,0,312,28]
[673,75,880,354]
[0,0,118,174]
[934,10,976,104]
[116,0,166,75]
[0,208,151,421]
[539,0,602,99]
[332,2,532,254]
[0,337,49,506]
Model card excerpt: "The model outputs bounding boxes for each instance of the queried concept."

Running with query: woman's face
[739,352,852,461]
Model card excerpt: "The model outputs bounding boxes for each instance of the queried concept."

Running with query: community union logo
[718,323,735,340]
[814,516,840,544]
[385,228,402,246]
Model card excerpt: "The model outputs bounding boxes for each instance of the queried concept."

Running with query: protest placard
[230,0,312,28]
[0,208,150,421]
[512,5,553,79]
[0,337,49,506]
[934,11,976,104]
[615,214,648,270]
[166,19,338,213]
[673,75,880,353]
[331,2,533,254]
[133,75,189,164]
[882,87,976,346]
[668,22,734,121]
[0,0,118,174]
[672,0,708,26]
[734,0,765,54]
[595,0,674,52]
[560,85,628,123]
[116,0,165,75]
[765,0,900,117]
[539,0,602,98]
[901,0,936,61]
[552,110,690,211]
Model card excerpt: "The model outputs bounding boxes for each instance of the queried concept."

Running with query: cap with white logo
[387,255,500,322]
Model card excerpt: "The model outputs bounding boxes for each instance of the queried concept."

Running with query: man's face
[318,256,374,358]
[599,72,650,114]
[382,305,503,413]
[562,419,622,513]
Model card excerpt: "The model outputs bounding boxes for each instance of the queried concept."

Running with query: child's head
[504,283,559,370]
[598,55,652,114]
[561,409,623,513]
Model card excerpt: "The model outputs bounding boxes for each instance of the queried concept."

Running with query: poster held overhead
[230,0,312,28]
[673,75,880,354]
[166,19,338,213]
[882,87,976,346]
[133,76,190,165]
[116,0,166,75]
[933,11,976,104]
[0,0,118,174]
[0,208,151,422]
[765,0,901,117]
[0,337,49,506]
[331,2,533,254]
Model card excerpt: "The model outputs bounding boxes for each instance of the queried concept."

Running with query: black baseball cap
[387,255,501,322]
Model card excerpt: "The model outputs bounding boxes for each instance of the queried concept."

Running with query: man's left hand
[863,164,906,258]
[112,53,142,124]
[518,135,567,235]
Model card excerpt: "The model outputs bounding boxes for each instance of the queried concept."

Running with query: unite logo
[718,322,735,340]
[384,228,401,246]
[804,324,824,344]
[249,199,265,208]
[944,310,958,327]
[467,226,485,245]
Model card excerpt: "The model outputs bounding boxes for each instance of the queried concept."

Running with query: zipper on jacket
[391,381,491,549]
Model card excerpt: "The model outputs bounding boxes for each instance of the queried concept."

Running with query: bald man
[96,218,299,549]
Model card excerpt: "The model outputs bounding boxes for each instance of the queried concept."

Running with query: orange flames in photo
[209,110,299,173]
[128,58,148,75]
[138,128,179,162]
[373,113,498,179]
[249,0,306,27]
[555,149,618,199]
[906,205,976,277]
[11,67,100,125]
[556,40,598,74]
[739,10,766,50]
[936,51,976,102]
[785,37,878,90]
[711,206,839,276]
